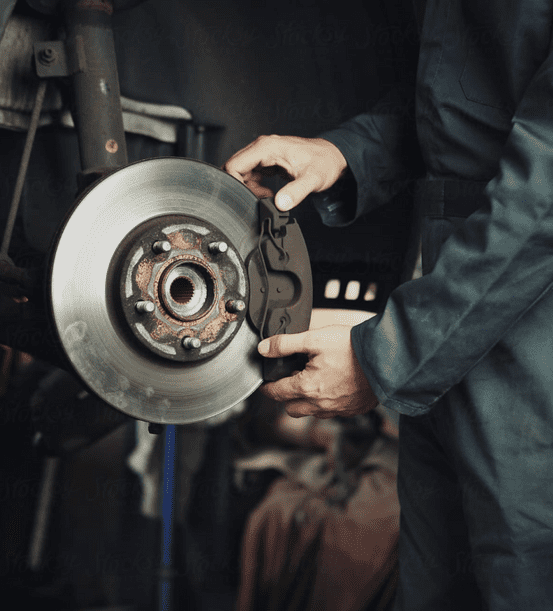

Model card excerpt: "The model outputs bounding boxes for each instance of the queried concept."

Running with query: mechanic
[224,0,553,609]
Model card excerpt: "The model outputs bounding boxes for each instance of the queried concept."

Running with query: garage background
[0,1,417,610]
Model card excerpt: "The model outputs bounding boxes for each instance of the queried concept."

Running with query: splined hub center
[161,262,214,320]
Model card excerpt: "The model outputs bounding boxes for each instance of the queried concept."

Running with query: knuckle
[308,171,328,191]
[257,134,280,148]
[319,398,337,412]
[297,376,320,398]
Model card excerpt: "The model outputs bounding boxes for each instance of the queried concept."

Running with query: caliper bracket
[247,198,313,381]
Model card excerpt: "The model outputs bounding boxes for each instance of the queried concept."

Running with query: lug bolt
[135,300,155,314]
[182,336,201,350]
[226,299,246,314]
[152,240,171,254]
[208,241,228,254]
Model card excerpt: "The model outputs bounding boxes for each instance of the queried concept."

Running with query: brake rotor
[49,157,269,424]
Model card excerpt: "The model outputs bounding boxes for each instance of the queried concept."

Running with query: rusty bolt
[135,300,155,314]
[105,139,118,153]
[226,299,246,314]
[182,336,201,350]
[208,241,228,254]
[39,47,57,66]
[152,240,171,254]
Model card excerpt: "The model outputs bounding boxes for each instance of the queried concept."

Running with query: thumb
[258,332,309,358]
[274,172,323,211]
[274,190,296,211]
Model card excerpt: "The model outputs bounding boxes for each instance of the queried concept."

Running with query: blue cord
[159,424,177,611]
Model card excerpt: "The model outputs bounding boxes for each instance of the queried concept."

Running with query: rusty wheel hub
[115,214,248,362]
[49,158,265,424]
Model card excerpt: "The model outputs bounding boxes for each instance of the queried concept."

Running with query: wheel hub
[114,214,248,363]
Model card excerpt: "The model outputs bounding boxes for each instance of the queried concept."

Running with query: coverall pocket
[459,45,513,112]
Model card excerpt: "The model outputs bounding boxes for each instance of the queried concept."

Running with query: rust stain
[167,231,199,251]
[199,298,236,342]
[219,296,238,321]
[199,318,224,342]
[135,259,154,295]
[151,317,179,341]
[105,139,118,153]
[77,0,114,14]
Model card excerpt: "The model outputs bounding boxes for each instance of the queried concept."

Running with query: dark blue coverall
[318,1,553,608]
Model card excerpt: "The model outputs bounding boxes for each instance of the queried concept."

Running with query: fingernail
[277,193,293,211]
[258,340,269,355]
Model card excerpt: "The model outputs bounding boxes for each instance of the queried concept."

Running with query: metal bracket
[247,197,312,381]
[34,37,87,78]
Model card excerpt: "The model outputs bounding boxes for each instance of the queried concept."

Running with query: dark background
[0,1,417,609]
[113,0,411,164]
[111,0,420,306]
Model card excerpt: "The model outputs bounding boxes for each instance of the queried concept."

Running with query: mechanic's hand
[223,135,348,211]
[258,325,378,419]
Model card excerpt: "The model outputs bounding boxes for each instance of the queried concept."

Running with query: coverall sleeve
[312,85,422,227]
[336,37,553,416]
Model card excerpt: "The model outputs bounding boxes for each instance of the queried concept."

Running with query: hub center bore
[170,277,194,304]
[161,262,214,320]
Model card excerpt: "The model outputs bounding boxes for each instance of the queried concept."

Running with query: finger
[223,163,245,183]
[243,180,274,199]
[260,372,306,403]
[274,171,325,211]
[224,136,280,178]
[284,399,317,418]
[224,164,276,198]
[258,331,310,358]
[284,399,341,419]
[225,163,280,199]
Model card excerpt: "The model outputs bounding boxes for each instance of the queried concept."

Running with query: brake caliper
[247,198,312,381]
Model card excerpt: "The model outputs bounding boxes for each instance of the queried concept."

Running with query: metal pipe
[1,79,47,258]
[28,456,60,572]
[63,0,128,174]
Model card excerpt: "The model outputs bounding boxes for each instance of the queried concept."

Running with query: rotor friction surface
[50,158,263,424]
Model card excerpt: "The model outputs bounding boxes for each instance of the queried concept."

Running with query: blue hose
[159,424,177,611]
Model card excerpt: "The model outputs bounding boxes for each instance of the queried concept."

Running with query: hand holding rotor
[223,135,348,210]
[258,325,379,419]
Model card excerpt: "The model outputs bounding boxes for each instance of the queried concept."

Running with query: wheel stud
[135,300,155,314]
[152,240,171,254]
[182,336,201,350]
[208,241,228,254]
[226,299,245,313]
